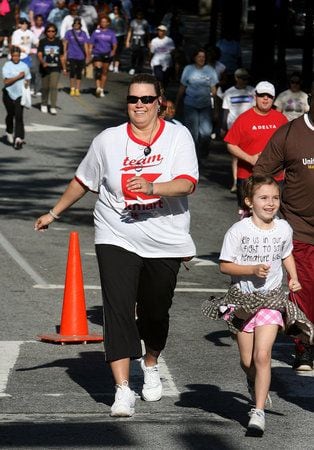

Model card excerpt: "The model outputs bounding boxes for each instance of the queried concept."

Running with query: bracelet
[49,209,60,220]
[147,182,154,196]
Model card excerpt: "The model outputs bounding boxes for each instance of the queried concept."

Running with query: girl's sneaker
[110,381,136,417]
[247,408,265,435]
[70,88,75,96]
[75,89,80,96]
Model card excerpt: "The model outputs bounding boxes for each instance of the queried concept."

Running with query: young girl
[219,175,301,435]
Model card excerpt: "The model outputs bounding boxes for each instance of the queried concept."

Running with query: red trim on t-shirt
[127,119,165,146]
[75,176,98,193]
[174,175,198,192]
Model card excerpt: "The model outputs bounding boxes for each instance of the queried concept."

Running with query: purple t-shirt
[64,29,89,60]
[90,28,117,55]
[29,0,54,21]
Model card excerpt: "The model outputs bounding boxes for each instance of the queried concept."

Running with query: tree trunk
[251,0,276,81]
[302,0,314,90]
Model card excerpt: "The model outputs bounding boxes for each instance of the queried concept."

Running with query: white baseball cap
[255,81,275,97]
[157,25,167,31]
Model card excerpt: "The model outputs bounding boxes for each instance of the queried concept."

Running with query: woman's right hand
[34,213,54,231]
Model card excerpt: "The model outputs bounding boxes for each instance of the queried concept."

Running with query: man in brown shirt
[254,83,314,371]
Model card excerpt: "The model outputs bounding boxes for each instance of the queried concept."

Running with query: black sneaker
[293,343,313,371]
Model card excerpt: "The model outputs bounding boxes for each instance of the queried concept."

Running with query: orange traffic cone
[37,231,103,344]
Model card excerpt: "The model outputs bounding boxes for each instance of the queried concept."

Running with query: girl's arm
[283,254,302,292]
[220,261,270,278]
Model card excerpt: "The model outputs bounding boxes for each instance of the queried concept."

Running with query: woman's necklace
[126,119,158,171]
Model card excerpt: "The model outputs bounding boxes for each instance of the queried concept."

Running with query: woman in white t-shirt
[149,24,175,88]
[11,17,39,67]
[34,73,198,418]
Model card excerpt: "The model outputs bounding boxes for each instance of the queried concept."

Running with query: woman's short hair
[73,17,82,26]
[98,14,111,25]
[128,73,162,97]
[191,48,206,63]
[45,22,57,34]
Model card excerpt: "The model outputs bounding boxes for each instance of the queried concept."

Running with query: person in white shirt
[34,73,198,418]
[149,24,175,88]
[11,18,39,67]
[59,2,89,39]
[274,72,309,121]
[221,68,255,193]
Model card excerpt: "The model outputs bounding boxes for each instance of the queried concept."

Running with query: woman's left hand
[126,176,153,195]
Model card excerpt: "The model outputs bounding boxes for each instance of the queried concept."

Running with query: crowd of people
[1,0,313,440]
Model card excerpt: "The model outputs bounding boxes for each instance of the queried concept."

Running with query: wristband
[49,209,60,220]
[147,183,154,196]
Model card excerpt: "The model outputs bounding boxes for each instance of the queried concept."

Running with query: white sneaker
[247,408,265,434]
[129,68,135,75]
[41,105,48,113]
[6,132,13,144]
[109,62,114,71]
[50,107,57,115]
[110,381,135,417]
[140,358,162,401]
[114,66,119,73]
[99,89,105,98]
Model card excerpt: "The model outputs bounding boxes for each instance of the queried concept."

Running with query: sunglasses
[256,93,274,99]
[127,95,158,104]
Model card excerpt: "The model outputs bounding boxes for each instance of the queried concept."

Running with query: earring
[157,106,161,112]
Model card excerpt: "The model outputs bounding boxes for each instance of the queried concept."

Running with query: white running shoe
[247,408,265,435]
[114,66,119,73]
[50,108,57,115]
[109,62,114,71]
[41,105,48,113]
[140,358,162,401]
[110,381,135,417]
[99,89,105,98]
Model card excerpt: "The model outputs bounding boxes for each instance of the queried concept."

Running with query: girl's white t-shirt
[76,120,199,258]
[220,217,293,293]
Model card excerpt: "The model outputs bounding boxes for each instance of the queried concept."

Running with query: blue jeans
[184,105,213,159]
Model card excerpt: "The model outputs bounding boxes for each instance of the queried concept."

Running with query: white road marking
[0,230,47,286]
[33,284,227,293]
[0,341,23,397]
[0,123,78,132]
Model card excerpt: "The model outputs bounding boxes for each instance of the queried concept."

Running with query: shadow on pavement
[16,351,113,406]
[0,421,138,448]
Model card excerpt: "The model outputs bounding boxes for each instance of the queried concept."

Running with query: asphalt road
[1,60,314,450]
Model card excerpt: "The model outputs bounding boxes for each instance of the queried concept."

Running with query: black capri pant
[68,58,85,79]
[96,244,181,362]
[2,88,24,140]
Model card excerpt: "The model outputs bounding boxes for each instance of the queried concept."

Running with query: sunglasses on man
[256,93,274,100]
